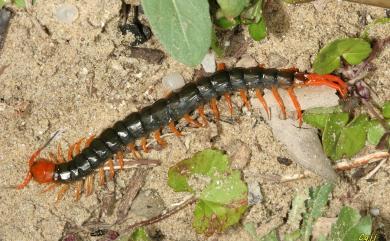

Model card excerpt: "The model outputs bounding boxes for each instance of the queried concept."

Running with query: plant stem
[343,0,390,8]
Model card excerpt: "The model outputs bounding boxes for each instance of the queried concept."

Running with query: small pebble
[247,181,262,206]
[370,208,380,216]
[201,52,216,73]
[268,52,288,68]
[55,4,79,24]
[235,54,258,68]
[230,140,251,169]
[130,189,166,219]
[162,72,185,92]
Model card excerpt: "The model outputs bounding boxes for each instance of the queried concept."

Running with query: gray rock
[130,189,166,219]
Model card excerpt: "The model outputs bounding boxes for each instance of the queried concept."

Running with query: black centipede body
[53,67,295,182]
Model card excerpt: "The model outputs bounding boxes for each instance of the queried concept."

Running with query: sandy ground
[0,0,389,240]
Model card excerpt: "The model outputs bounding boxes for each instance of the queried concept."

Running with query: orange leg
[74,181,83,201]
[305,74,348,98]
[239,89,251,109]
[74,138,85,155]
[67,143,76,160]
[84,175,94,196]
[117,151,124,170]
[287,87,303,127]
[210,98,220,120]
[57,144,65,163]
[85,134,95,147]
[98,167,106,186]
[128,143,141,159]
[168,121,183,137]
[56,184,70,203]
[41,183,59,193]
[17,148,42,189]
[141,137,149,153]
[224,93,234,115]
[271,86,287,119]
[107,159,115,180]
[217,63,226,71]
[197,106,208,126]
[184,113,202,128]
[154,129,167,147]
[255,89,270,119]
[49,152,56,163]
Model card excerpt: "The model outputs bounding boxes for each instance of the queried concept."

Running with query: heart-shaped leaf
[141,0,212,66]
[313,38,372,74]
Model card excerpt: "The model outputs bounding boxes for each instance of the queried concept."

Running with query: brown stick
[116,169,148,223]
[343,0,390,8]
[334,151,389,171]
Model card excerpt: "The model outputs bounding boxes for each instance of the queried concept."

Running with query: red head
[30,159,55,183]
[17,149,55,189]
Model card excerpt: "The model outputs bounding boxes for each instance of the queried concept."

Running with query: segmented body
[18,64,348,202]
[54,67,294,182]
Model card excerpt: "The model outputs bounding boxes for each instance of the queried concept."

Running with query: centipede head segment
[17,148,55,189]
[294,72,349,98]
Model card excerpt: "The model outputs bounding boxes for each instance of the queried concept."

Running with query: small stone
[201,52,216,73]
[247,181,262,206]
[130,189,166,219]
[54,4,79,24]
[267,52,288,68]
[235,54,258,68]
[229,140,251,169]
[370,208,380,216]
[162,72,185,92]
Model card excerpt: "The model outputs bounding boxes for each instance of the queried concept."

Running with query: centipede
[17,65,348,202]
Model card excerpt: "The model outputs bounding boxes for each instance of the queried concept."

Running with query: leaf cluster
[303,102,390,160]
[214,0,267,41]
[245,183,373,241]
[168,149,248,236]
[141,0,266,66]
[313,18,389,74]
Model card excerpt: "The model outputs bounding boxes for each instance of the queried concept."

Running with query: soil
[0,0,389,241]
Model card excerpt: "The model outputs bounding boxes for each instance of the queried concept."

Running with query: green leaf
[261,230,279,241]
[13,0,25,7]
[301,183,334,241]
[241,0,264,23]
[244,223,262,241]
[211,29,223,57]
[328,207,372,241]
[215,17,239,29]
[249,18,267,41]
[367,120,385,145]
[141,0,212,66]
[334,115,369,159]
[217,0,250,18]
[303,106,342,131]
[169,149,248,236]
[0,0,6,8]
[244,224,279,241]
[130,228,151,241]
[313,38,372,74]
[193,170,248,236]
[361,17,390,39]
[284,230,301,241]
[322,113,349,160]
[382,101,390,118]
[168,149,230,192]
[287,193,307,230]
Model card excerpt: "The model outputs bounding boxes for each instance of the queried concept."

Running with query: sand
[0,0,389,240]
